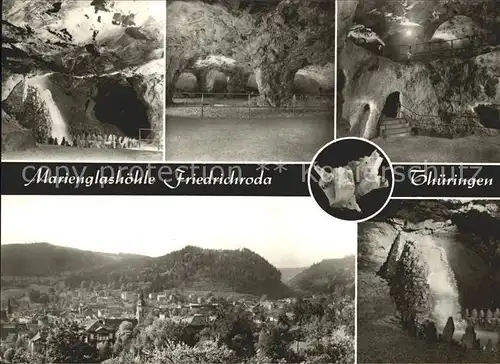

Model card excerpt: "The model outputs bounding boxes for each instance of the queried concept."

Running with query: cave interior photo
[165,0,335,162]
[1,0,166,161]
[337,0,500,163]
[358,200,500,363]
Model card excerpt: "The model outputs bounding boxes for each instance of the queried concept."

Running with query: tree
[304,326,354,363]
[4,348,15,362]
[256,322,293,361]
[43,323,99,363]
[208,309,255,358]
[98,341,112,361]
[149,340,237,364]
[114,320,135,355]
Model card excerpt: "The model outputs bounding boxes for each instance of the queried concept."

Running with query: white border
[163,0,168,161]
[2,1,168,165]
[334,0,338,141]
[307,137,396,223]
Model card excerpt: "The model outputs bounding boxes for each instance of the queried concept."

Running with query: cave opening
[210,72,228,95]
[94,80,150,138]
[382,92,401,118]
[474,104,500,129]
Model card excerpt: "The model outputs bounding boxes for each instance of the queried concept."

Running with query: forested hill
[140,246,291,298]
[289,256,355,297]
[0,243,148,276]
[2,244,291,299]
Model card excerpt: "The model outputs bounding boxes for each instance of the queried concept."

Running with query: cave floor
[165,114,333,162]
[358,272,500,363]
[358,322,499,363]
[2,145,163,161]
[372,135,500,163]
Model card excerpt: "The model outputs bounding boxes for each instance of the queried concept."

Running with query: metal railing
[139,128,162,151]
[381,33,497,62]
[397,104,500,141]
[170,92,334,119]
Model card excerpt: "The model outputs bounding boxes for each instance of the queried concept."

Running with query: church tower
[136,292,146,323]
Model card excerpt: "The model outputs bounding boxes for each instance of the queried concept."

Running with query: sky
[1,196,356,268]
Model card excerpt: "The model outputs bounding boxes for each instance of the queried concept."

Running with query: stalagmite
[461,323,477,349]
[442,317,455,343]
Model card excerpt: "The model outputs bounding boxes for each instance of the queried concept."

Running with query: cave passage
[382,92,401,118]
[210,72,228,94]
[94,81,150,138]
[474,104,500,129]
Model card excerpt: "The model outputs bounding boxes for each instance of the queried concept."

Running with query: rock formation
[166,0,334,107]
[314,150,389,213]
[2,0,165,153]
[442,316,455,343]
[337,0,500,139]
[358,200,500,361]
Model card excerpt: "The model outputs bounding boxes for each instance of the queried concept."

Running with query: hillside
[139,246,291,299]
[1,244,292,299]
[279,267,306,283]
[0,242,148,277]
[289,256,355,297]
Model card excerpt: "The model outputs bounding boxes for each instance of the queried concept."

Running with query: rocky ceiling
[353,0,499,43]
[2,0,165,76]
[166,0,335,106]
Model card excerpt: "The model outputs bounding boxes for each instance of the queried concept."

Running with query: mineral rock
[314,164,361,212]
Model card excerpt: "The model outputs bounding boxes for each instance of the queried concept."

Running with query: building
[29,331,47,354]
[183,314,209,328]
[188,303,219,315]
[121,291,137,301]
[0,323,29,344]
[85,318,138,344]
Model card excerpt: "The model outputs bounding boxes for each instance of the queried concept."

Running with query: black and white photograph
[357,199,500,363]
[337,0,500,162]
[2,1,166,161]
[309,138,393,221]
[165,0,335,162]
[0,195,356,364]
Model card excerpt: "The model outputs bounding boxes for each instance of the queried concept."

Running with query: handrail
[400,104,478,120]
[382,32,497,61]
[391,32,496,49]
[173,92,335,97]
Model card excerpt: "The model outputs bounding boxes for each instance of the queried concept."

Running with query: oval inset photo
[308,137,394,222]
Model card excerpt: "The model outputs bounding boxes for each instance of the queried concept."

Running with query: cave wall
[165,0,253,104]
[339,40,500,138]
[128,73,165,144]
[339,40,440,139]
[2,71,163,144]
[360,210,500,335]
[2,76,54,143]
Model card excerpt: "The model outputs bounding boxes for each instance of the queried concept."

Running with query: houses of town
[0,288,300,357]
